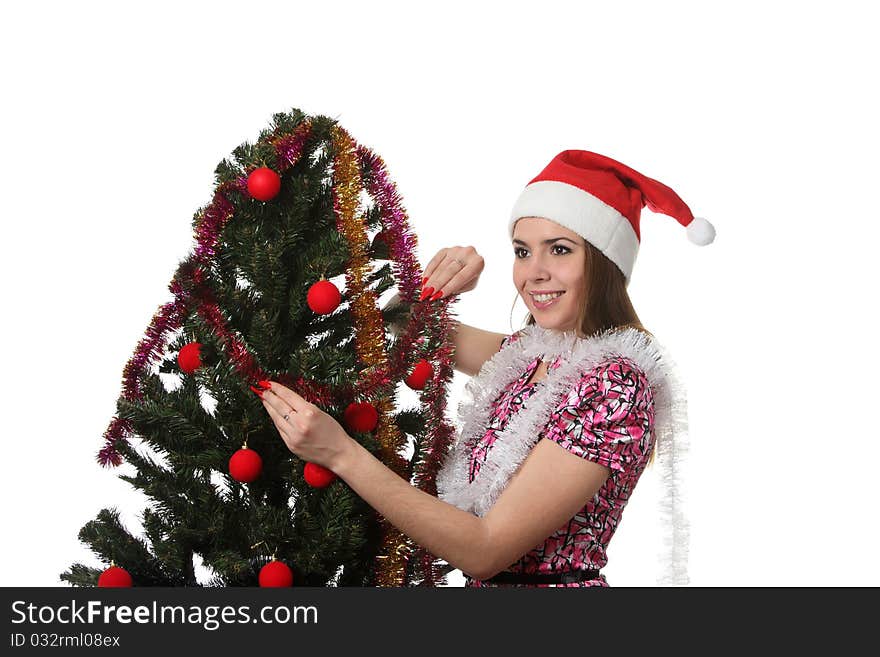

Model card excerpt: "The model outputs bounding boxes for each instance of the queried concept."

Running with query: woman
[254,150,714,586]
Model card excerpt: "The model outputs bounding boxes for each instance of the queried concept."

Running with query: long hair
[512,237,651,339]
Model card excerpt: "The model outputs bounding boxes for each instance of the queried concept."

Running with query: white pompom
[686,216,715,245]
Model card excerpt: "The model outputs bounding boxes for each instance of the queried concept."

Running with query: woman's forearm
[333,435,490,580]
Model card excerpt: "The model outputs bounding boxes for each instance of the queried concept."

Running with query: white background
[2,0,877,587]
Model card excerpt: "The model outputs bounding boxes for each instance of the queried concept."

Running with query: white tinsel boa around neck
[435,323,690,586]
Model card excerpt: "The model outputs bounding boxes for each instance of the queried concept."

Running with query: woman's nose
[526,254,550,278]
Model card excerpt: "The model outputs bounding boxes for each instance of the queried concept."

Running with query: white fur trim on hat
[509,180,640,281]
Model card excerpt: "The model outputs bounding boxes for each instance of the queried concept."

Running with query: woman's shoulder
[572,340,657,411]
[567,352,649,386]
[592,355,652,389]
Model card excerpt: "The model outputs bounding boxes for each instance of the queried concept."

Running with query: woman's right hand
[419,246,485,302]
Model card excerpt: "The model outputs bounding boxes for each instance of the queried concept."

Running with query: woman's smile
[531,291,565,308]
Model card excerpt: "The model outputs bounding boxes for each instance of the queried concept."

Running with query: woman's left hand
[257,381,353,473]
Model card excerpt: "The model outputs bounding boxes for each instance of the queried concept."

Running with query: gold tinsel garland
[330,125,412,586]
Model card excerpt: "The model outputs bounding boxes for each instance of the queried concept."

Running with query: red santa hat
[509,150,715,282]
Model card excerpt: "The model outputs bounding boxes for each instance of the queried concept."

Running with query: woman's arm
[450,321,507,376]
[259,380,612,581]
[333,434,610,581]
[334,437,491,580]
[383,292,506,376]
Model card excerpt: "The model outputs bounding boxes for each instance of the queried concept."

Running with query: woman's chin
[534,318,575,333]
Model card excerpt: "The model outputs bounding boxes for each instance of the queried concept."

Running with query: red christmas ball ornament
[371,230,392,259]
[343,401,379,433]
[405,359,433,390]
[259,559,294,587]
[247,167,281,202]
[229,446,263,483]
[177,342,203,374]
[98,564,132,588]
[307,279,342,315]
[304,462,337,488]
[374,229,394,248]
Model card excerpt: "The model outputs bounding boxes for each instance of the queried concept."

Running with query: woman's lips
[531,291,564,309]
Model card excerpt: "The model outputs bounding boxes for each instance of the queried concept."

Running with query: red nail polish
[421,276,429,287]
[250,385,265,399]
[258,380,272,389]
[431,289,444,301]
[419,287,434,301]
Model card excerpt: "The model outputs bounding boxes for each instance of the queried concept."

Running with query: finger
[425,249,468,292]
[435,254,479,299]
[262,398,296,443]
[263,381,310,414]
[421,248,449,285]
[260,385,290,417]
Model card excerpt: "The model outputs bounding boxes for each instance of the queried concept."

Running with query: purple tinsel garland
[356,143,462,584]
[357,146,422,303]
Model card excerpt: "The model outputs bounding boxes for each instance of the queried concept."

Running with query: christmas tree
[61,108,459,587]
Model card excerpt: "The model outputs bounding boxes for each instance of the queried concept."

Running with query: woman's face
[512,217,587,336]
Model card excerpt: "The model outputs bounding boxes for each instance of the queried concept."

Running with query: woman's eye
[514,245,570,258]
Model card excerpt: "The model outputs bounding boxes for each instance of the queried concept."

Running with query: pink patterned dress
[464,330,656,588]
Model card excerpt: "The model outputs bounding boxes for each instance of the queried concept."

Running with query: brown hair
[513,237,652,339]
